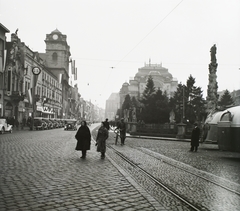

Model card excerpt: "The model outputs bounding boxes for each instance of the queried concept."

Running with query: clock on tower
[52,34,59,40]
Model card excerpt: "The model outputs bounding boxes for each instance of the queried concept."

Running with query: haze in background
[1,0,239,108]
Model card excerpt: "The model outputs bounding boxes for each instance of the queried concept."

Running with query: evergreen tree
[141,76,156,105]
[185,75,205,123]
[131,96,142,121]
[121,94,132,120]
[170,75,205,123]
[218,90,234,109]
[169,83,184,123]
[140,76,156,123]
[122,94,132,110]
[153,89,170,123]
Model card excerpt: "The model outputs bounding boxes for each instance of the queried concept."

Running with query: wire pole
[182,85,185,122]
[31,75,35,130]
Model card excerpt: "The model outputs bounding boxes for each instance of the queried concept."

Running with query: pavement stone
[1,124,240,211]
[0,125,163,211]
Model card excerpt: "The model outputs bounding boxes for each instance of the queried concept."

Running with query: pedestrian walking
[22,117,26,127]
[15,119,19,130]
[75,120,91,159]
[190,122,200,152]
[116,118,126,146]
[104,118,110,130]
[96,122,109,159]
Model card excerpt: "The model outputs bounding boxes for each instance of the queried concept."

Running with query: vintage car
[0,118,13,134]
[64,119,77,130]
[43,119,54,129]
[34,119,48,130]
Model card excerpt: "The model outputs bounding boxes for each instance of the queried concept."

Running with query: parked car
[43,119,54,129]
[0,118,13,134]
[57,120,64,128]
[64,120,77,130]
[49,119,58,128]
[34,119,48,130]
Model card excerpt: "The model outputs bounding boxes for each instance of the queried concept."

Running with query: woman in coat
[96,122,109,158]
[75,121,91,158]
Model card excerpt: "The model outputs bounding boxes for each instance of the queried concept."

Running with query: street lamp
[31,67,41,130]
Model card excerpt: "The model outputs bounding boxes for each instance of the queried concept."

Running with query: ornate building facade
[119,61,178,107]
[0,23,10,117]
[40,29,72,119]
[0,25,103,124]
[105,61,178,120]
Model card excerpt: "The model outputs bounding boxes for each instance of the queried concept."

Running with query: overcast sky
[1,0,240,109]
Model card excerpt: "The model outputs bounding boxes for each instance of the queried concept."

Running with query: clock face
[52,34,58,40]
[32,67,41,75]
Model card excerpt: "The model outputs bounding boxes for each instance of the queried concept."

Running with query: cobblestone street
[0,125,162,211]
[0,124,240,210]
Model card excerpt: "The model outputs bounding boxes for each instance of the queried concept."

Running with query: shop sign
[36,106,43,112]
[43,106,54,114]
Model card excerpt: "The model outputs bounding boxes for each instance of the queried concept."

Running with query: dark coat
[116,121,126,138]
[96,126,109,153]
[104,121,110,130]
[191,126,200,147]
[75,124,91,151]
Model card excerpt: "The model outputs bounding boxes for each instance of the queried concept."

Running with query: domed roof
[148,71,161,76]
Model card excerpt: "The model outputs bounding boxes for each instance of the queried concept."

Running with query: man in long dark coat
[116,118,126,146]
[75,121,91,158]
[96,122,109,158]
[190,123,200,152]
[104,118,110,130]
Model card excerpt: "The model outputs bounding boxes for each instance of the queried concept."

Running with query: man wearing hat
[116,118,126,145]
[190,122,200,152]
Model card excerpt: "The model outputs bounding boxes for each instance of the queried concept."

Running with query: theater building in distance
[105,61,178,120]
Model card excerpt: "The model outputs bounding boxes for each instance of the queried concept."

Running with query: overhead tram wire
[100,0,184,95]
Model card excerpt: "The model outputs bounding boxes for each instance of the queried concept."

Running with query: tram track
[106,143,240,211]
[139,147,240,196]
[107,144,203,211]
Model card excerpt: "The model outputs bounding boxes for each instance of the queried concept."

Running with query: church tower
[44,29,71,82]
[44,29,71,118]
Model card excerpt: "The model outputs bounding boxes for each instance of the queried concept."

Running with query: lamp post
[31,67,41,130]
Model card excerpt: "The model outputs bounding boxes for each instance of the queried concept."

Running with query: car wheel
[9,128,12,133]
[0,127,5,134]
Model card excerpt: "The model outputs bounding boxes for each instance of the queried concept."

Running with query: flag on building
[58,73,62,84]
[27,71,38,105]
[27,88,33,104]
[71,60,75,75]
[74,68,77,80]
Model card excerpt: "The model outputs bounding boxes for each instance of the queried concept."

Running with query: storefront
[4,101,13,117]
[38,105,54,118]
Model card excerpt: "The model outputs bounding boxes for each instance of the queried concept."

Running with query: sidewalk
[126,133,191,142]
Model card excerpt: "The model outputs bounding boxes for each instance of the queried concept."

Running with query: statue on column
[207,44,218,113]
[210,44,217,64]
[132,107,137,122]
[169,110,175,123]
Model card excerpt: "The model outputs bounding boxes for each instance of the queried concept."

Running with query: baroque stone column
[206,44,218,113]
